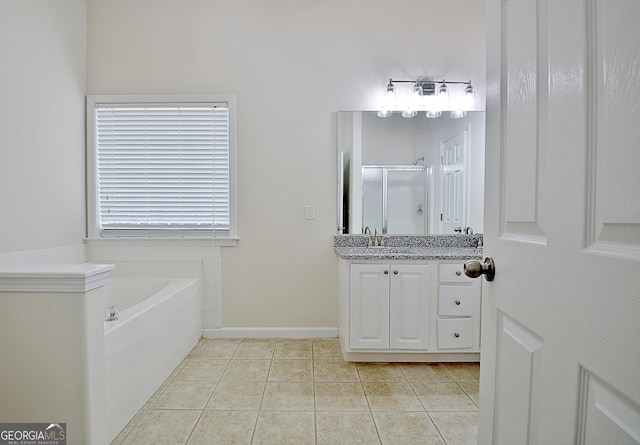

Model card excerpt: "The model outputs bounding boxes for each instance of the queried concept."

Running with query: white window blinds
[94,102,230,237]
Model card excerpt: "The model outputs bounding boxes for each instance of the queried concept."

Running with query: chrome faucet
[364,227,373,247]
[371,228,384,247]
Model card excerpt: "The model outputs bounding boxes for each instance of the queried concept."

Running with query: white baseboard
[202,327,338,339]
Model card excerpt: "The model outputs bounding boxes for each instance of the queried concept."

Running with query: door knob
[464,257,496,282]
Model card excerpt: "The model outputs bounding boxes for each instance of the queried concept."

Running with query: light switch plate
[305,205,315,220]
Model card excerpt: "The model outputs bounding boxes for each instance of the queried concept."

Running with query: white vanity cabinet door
[349,264,390,349]
[389,265,431,350]
[349,263,430,351]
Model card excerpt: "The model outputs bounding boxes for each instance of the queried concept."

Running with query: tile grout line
[425,410,449,445]
[312,339,318,445]
[186,338,238,445]
[408,376,449,445]
[255,341,274,444]
[355,364,384,445]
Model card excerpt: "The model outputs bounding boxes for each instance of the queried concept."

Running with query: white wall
[0,0,87,254]
[362,113,417,165]
[86,0,486,328]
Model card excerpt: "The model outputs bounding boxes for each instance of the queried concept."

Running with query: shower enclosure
[362,165,429,234]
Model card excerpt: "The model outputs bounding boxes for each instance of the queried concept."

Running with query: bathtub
[103,277,202,443]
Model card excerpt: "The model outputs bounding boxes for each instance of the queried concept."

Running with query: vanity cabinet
[436,263,479,350]
[349,264,430,350]
[338,258,481,362]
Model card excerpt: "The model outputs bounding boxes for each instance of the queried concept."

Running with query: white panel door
[480,0,640,444]
[389,264,430,350]
[349,264,390,349]
[441,130,468,234]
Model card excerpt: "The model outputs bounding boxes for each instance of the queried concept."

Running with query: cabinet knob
[384,270,389,275]
[393,270,398,275]
[455,271,462,276]
[455,300,461,305]
[454,332,460,338]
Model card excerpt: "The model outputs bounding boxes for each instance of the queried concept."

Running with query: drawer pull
[455,300,461,305]
[455,271,462,276]
[393,270,398,275]
[454,332,461,338]
[384,270,389,275]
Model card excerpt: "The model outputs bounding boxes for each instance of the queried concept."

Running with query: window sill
[83,237,238,247]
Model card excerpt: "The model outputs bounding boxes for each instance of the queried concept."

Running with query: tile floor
[111,338,479,445]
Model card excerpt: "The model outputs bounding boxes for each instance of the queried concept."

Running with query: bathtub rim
[103,277,200,334]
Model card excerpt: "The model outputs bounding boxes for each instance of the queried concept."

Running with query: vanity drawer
[438,285,474,316]
[437,318,473,349]
[438,263,474,283]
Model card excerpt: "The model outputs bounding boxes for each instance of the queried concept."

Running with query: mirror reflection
[337,111,485,235]
[362,165,428,234]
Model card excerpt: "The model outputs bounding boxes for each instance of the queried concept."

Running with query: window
[87,95,236,240]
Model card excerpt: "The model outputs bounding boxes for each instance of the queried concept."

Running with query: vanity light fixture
[377,78,475,119]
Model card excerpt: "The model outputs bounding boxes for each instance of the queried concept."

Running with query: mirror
[337,111,485,235]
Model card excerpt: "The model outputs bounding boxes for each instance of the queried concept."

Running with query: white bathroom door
[479,0,640,444]
[440,131,467,234]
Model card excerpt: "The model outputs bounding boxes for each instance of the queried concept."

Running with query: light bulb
[437,81,450,110]
[377,79,396,118]
[401,81,424,117]
[463,82,475,110]
[426,110,442,118]
[376,79,396,117]
[450,110,467,119]
[385,79,396,101]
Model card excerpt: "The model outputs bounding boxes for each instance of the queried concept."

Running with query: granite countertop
[335,246,482,260]
[334,234,483,261]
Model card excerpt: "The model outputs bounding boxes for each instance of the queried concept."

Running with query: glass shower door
[362,166,427,235]
[386,169,426,234]
[362,167,383,233]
